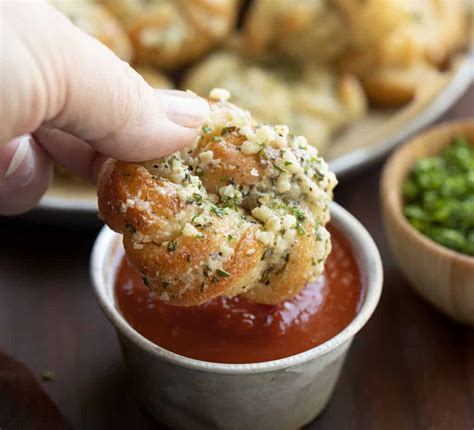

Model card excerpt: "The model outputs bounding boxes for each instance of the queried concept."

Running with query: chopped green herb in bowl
[402,136,474,256]
[41,369,56,382]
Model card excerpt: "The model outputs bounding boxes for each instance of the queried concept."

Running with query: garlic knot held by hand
[97,91,337,306]
[100,0,238,70]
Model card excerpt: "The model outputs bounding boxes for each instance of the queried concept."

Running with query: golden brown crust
[123,222,265,306]
[193,130,265,193]
[360,64,441,107]
[243,228,318,305]
[98,158,266,306]
[361,76,415,108]
[98,160,185,239]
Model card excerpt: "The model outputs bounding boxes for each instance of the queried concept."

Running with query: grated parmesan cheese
[241,140,261,155]
[256,230,274,246]
[209,88,231,101]
[182,223,201,237]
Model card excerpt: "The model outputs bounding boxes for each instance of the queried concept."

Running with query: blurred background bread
[133,64,174,88]
[183,51,367,152]
[50,0,133,62]
[100,0,239,70]
[336,0,469,106]
[47,0,471,197]
[51,0,470,113]
[242,0,348,64]
[242,0,469,107]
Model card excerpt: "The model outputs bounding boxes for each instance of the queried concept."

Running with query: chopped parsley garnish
[275,253,290,275]
[221,126,237,135]
[210,205,227,217]
[142,277,152,291]
[222,194,240,210]
[41,370,55,382]
[216,269,231,278]
[270,201,288,210]
[167,240,177,252]
[195,166,204,177]
[314,166,325,179]
[186,193,203,204]
[261,249,271,261]
[296,224,307,236]
[125,222,136,233]
[290,206,306,222]
[284,161,293,166]
[403,136,474,256]
[260,266,273,284]
[202,125,211,134]
[227,234,234,241]
[273,163,289,174]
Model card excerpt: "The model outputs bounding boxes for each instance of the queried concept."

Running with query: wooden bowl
[381,120,474,326]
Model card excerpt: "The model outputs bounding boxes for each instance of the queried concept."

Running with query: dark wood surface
[0,87,473,430]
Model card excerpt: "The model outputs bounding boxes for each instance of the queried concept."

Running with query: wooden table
[1,86,473,430]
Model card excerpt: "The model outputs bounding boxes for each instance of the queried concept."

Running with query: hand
[0,1,209,215]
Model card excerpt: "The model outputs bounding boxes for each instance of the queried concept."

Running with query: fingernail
[5,135,36,187]
[160,90,209,128]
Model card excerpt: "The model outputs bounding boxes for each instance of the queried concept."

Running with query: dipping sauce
[115,227,363,364]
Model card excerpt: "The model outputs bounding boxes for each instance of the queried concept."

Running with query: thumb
[1,1,209,162]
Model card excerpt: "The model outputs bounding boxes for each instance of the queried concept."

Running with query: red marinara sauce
[115,227,363,364]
